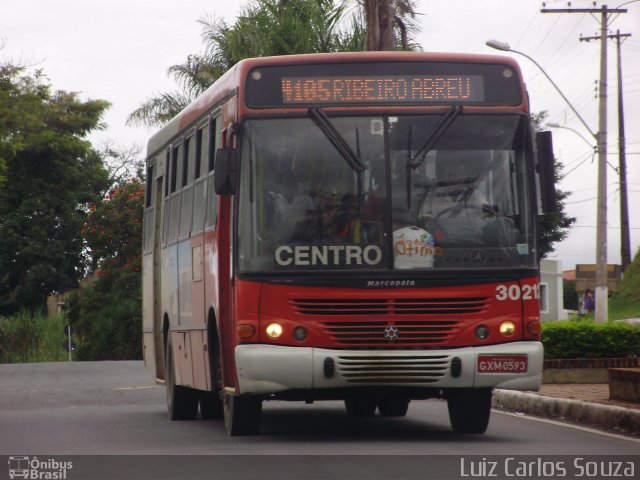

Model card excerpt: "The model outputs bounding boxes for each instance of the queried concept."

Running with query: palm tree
[127,0,366,127]
[359,0,420,51]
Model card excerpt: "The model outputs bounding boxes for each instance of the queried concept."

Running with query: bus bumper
[234,341,543,395]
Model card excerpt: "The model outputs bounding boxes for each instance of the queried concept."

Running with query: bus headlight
[475,325,490,340]
[293,326,308,342]
[266,323,283,339]
[499,321,516,337]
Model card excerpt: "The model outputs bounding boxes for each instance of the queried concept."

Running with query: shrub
[541,319,640,359]
[66,278,141,361]
[0,312,68,363]
[74,295,141,361]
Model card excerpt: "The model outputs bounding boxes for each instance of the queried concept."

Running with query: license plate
[477,355,528,374]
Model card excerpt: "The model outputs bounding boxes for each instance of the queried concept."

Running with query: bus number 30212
[495,284,540,302]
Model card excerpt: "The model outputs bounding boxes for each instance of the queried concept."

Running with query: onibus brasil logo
[8,456,73,480]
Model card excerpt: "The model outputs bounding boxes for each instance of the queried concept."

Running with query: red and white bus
[142,52,557,435]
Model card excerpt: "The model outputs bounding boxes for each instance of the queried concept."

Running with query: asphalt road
[1,361,638,479]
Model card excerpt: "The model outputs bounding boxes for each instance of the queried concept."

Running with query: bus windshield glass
[237,114,535,273]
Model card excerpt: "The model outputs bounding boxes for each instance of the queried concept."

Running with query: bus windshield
[237,114,535,273]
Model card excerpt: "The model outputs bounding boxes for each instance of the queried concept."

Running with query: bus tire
[200,391,223,420]
[344,398,377,417]
[377,397,410,417]
[223,394,262,435]
[165,337,199,420]
[202,313,223,420]
[446,388,492,434]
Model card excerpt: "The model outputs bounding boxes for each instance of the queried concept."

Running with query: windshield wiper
[408,105,463,169]
[309,108,366,173]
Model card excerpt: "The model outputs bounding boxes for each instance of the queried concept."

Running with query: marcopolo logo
[8,456,73,480]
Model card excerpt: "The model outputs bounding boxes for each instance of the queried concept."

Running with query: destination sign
[281,75,484,105]
[245,61,523,108]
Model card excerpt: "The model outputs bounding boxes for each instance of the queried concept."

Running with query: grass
[609,249,640,320]
[0,312,69,363]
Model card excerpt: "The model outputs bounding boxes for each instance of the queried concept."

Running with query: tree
[360,0,420,51]
[128,0,369,127]
[68,179,144,361]
[532,111,577,258]
[83,180,144,284]
[65,178,144,361]
[0,62,110,315]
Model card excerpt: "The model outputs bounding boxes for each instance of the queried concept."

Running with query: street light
[546,122,618,172]
[545,123,624,173]
[546,122,596,150]
[487,39,609,323]
[486,40,597,139]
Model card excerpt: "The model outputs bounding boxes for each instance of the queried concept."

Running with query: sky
[3,0,640,272]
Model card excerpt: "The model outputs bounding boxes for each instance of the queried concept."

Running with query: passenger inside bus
[265,167,315,243]
[319,191,355,242]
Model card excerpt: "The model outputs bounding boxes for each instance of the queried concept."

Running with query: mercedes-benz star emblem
[384,325,400,342]
[469,249,487,267]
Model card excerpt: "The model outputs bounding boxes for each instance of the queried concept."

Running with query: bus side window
[208,115,219,172]
[168,143,183,243]
[182,137,190,188]
[179,137,194,240]
[145,164,155,208]
[162,148,171,245]
[192,125,207,235]
[205,116,221,229]
[205,175,218,229]
[143,164,156,253]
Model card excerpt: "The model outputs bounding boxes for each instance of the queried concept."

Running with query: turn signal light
[237,324,256,339]
[527,321,541,335]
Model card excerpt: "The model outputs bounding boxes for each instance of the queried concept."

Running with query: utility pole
[581,30,632,273]
[541,4,627,323]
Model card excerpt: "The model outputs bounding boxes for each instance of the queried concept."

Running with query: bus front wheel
[223,393,262,435]
[377,397,410,417]
[446,388,492,434]
[165,337,199,420]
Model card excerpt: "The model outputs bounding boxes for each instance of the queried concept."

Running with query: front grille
[291,297,489,316]
[322,320,459,346]
[289,296,490,348]
[336,354,449,384]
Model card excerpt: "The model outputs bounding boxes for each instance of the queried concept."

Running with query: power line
[541,3,630,317]
[573,225,640,229]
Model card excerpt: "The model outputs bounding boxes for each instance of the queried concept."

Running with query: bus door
[142,163,166,381]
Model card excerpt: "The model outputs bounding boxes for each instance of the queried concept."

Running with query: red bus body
[142,52,547,435]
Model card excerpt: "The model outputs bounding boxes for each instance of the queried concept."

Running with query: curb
[492,389,640,435]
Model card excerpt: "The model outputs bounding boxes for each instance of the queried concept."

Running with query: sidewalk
[493,384,640,436]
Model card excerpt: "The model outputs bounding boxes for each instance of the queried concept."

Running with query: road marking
[114,385,160,391]
[495,410,640,443]
[16,388,65,393]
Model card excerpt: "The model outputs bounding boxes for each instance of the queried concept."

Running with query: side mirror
[214,147,238,195]
[536,131,557,213]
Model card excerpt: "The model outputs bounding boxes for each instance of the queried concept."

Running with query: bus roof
[146,51,524,157]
